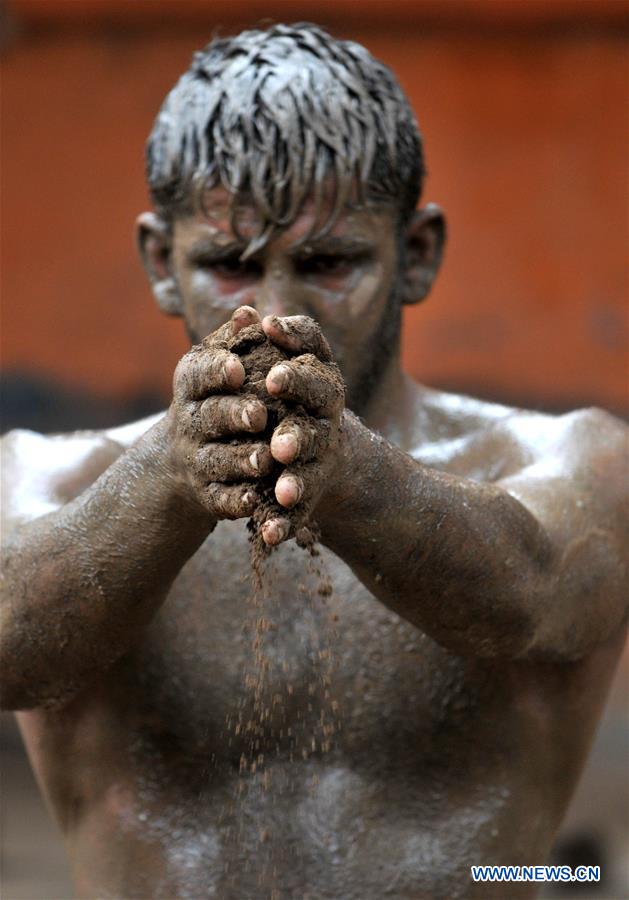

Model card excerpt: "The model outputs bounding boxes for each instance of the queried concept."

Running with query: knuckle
[242,398,267,432]
[184,348,240,398]
[246,444,273,476]
[204,483,257,519]
[316,418,332,450]
[177,402,197,437]
[189,441,272,483]
[198,397,223,438]
[191,445,213,478]
[201,321,231,350]
[229,398,245,430]
[173,350,197,395]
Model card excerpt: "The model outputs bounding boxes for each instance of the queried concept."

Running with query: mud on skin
[223,323,324,558]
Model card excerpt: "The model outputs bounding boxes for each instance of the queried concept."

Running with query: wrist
[314,409,361,524]
[140,414,218,527]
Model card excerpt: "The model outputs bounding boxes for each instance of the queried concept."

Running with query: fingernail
[268,365,289,391]
[273,316,288,332]
[224,356,244,386]
[289,476,304,502]
[282,475,303,503]
[242,405,253,430]
[262,518,290,545]
[249,450,259,472]
[274,432,298,458]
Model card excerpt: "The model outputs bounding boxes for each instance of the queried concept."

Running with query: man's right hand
[166,306,273,520]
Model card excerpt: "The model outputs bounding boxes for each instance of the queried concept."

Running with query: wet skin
[1,193,627,899]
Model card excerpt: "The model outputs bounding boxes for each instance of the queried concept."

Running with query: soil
[218,326,343,895]
[225,324,320,559]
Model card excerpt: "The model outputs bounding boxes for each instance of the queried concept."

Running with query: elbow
[0,679,40,712]
[438,587,540,660]
[0,632,78,712]
[0,654,44,711]
[0,667,80,712]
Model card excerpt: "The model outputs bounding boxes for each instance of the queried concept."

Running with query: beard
[343,281,402,417]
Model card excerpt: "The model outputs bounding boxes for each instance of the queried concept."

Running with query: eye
[298,255,357,278]
[200,257,262,279]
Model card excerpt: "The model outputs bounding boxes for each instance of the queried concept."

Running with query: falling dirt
[220,324,342,896]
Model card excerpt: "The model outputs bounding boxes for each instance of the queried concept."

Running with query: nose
[252,269,299,320]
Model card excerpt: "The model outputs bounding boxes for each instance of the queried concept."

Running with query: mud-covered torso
[17,399,624,899]
[56,524,551,899]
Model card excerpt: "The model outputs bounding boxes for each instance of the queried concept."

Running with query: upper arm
[497,408,628,658]
[1,429,124,537]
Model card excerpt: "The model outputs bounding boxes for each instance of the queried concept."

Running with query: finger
[274,461,324,510]
[198,394,268,439]
[266,355,344,417]
[200,306,262,351]
[193,442,274,482]
[174,348,245,402]
[231,305,261,333]
[201,483,259,520]
[270,414,330,465]
[274,472,304,508]
[261,315,333,362]
[261,516,292,546]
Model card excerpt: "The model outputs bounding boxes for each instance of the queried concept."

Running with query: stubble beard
[343,282,402,417]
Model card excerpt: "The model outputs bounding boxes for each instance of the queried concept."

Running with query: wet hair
[146,22,425,257]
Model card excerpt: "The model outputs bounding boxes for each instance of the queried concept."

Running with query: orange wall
[2,1,627,411]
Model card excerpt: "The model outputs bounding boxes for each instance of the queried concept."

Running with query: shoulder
[422,384,626,459]
[499,406,628,551]
[1,412,164,531]
[418,385,516,438]
[503,406,627,473]
[413,385,626,487]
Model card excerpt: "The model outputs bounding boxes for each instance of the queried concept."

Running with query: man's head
[138,23,445,411]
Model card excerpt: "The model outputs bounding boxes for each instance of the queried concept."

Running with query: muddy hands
[168,306,345,547]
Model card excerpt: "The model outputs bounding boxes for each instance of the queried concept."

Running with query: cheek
[312,265,385,322]
[322,267,388,334]
[188,270,255,309]
[311,269,390,365]
[181,271,256,337]
[346,271,382,319]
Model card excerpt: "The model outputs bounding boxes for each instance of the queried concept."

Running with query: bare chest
[115,521,502,776]
[75,524,547,899]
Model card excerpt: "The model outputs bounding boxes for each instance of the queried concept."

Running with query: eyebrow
[186,239,248,262]
[187,234,376,264]
[290,237,375,257]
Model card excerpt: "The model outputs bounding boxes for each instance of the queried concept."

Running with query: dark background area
[1,1,627,898]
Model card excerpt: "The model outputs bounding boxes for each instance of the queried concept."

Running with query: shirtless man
[1,23,626,900]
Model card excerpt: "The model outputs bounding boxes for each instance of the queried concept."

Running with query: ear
[136,212,183,316]
[400,203,446,305]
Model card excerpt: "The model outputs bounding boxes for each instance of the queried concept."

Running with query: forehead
[174,185,396,249]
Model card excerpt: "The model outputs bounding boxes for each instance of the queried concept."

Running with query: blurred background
[1,0,627,897]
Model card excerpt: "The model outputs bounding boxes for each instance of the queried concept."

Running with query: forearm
[317,412,554,657]
[0,418,214,709]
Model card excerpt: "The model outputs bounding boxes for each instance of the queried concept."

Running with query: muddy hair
[146,23,425,257]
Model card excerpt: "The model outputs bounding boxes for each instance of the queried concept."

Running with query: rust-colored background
[2,0,627,416]
[1,3,627,899]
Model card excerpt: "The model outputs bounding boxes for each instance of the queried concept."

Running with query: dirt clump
[226,324,320,558]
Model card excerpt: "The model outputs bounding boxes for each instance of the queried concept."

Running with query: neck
[351,353,421,449]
